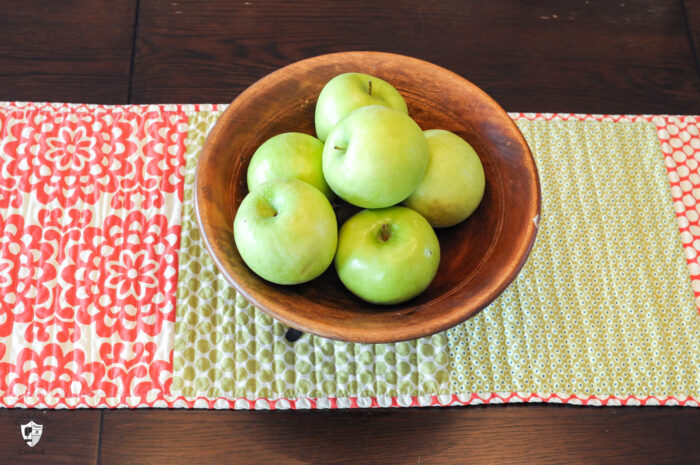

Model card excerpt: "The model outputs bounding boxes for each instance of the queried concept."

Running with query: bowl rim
[195,50,541,343]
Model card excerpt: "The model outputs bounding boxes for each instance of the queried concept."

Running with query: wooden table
[1,1,699,463]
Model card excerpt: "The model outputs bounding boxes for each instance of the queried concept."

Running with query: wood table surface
[1,1,699,463]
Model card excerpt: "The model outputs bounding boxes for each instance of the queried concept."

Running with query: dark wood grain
[196,51,540,343]
[100,406,700,465]
[132,0,700,113]
[685,0,700,75]
[0,0,136,104]
[0,409,100,465]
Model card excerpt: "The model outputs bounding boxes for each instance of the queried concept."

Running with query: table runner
[0,101,698,409]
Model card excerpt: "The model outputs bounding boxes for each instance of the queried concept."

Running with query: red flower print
[0,104,189,407]
[113,112,188,210]
[105,250,159,303]
[0,343,115,398]
[11,112,124,207]
[0,214,56,339]
[58,210,180,342]
[0,112,25,209]
[100,342,172,396]
[0,109,187,209]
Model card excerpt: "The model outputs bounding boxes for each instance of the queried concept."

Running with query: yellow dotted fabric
[448,120,700,397]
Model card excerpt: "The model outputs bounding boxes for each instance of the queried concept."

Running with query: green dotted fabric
[173,112,450,399]
[447,120,700,397]
[173,115,700,401]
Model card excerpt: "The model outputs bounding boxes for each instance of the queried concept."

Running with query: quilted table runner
[0,101,698,409]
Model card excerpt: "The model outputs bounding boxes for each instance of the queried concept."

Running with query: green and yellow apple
[233,178,337,285]
[247,132,333,200]
[403,129,485,227]
[335,206,440,305]
[315,72,408,142]
[323,105,429,209]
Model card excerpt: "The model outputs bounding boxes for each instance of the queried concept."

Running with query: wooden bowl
[195,51,540,343]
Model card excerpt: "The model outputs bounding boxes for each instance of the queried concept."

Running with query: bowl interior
[196,52,540,343]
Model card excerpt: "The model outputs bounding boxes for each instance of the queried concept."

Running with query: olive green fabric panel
[172,112,451,399]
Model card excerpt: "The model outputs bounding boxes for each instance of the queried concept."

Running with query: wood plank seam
[97,410,105,465]
[128,0,142,104]
[681,0,700,78]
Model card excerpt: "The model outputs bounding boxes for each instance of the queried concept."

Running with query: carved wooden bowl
[195,51,540,343]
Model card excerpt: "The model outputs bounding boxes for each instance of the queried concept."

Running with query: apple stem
[334,145,346,151]
[368,80,372,96]
[380,223,391,242]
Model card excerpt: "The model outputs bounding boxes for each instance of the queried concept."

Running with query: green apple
[247,132,333,200]
[323,105,429,209]
[403,129,485,228]
[233,178,337,285]
[335,206,440,305]
[315,72,408,142]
